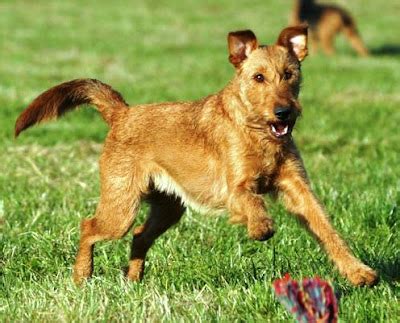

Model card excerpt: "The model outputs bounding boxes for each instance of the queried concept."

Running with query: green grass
[1,0,399,321]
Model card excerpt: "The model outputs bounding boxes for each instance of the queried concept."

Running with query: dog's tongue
[272,123,289,137]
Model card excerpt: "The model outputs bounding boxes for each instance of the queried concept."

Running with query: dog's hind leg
[343,25,369,57]
[73,152,147,285]
[318,26,336,56]
[309,30,320,55]
[127,191,185,281]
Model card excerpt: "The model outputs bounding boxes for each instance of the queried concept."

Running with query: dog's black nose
[274,107,291,121]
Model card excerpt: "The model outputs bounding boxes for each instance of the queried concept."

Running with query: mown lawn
[1,0,399,321]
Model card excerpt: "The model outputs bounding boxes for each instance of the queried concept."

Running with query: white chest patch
[152,172,216,214]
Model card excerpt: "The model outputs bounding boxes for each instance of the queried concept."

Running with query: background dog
[291,0,369,56]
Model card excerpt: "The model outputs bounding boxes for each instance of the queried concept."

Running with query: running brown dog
[291,0,369,56]
[15,25,377,286]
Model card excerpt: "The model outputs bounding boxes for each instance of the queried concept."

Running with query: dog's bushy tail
[15,79,129,137]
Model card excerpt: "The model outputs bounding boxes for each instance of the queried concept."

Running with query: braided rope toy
[273,274,338,322]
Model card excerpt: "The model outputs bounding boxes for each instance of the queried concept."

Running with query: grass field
[1,0,399,321]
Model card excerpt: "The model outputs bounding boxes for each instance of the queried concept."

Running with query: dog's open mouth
[270,122,292,138]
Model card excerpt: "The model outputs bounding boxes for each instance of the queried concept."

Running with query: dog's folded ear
[228,30,258,67]
[276,25,308,62]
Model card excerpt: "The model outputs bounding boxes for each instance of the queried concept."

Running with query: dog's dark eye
[283,70,292,80]
[254,73,265,83]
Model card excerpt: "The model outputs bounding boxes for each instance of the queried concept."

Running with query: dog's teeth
[271,124,289,137]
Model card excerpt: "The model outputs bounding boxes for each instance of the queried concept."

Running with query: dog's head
[228,25,308,140]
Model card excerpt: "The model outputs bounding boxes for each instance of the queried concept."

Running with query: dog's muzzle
[270,106,296,138]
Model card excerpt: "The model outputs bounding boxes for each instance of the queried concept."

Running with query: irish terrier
[291,0,369,56]
[15,25,378,286]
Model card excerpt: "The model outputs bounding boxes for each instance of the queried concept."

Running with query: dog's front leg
[228,189,275,241]
[275,158,378,286]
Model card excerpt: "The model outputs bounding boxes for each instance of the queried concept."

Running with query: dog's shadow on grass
[375,257,400,285]
[371,44,400,56]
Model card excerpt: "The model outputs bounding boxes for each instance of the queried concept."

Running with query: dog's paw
[73,262,93,286]
[126,259,144,282]
[248,217,275,241]
[127,271,142,282]
[73,269,91,286]
[345,264,379,287]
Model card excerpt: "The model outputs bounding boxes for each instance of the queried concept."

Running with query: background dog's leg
[73,154,144,285]
[228,189,274,241]
[318,26,336,56]
[343,26,369,57]
[276,159,378,286]
[127,192,185,281]
[309,30,320,55]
